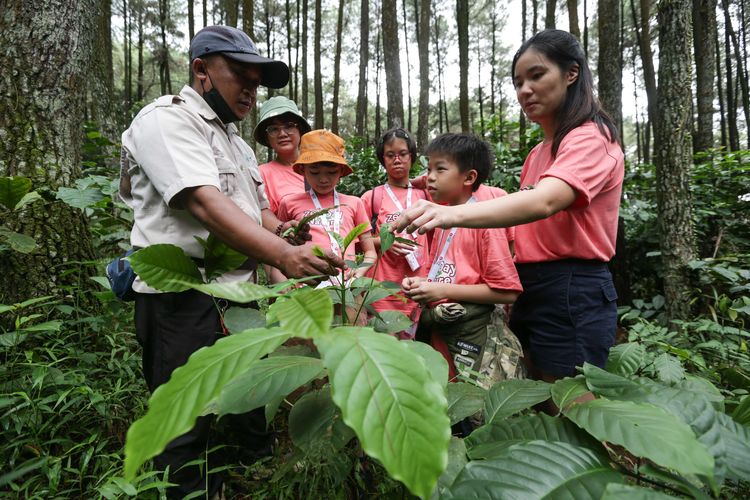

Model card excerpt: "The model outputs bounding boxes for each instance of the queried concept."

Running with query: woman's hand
[394,199,457,234]
[402,276,445,304]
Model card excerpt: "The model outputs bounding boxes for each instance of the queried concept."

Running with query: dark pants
[135,289,270,499]
[510,259,618,377]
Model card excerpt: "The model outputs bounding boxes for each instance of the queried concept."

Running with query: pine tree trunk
[532,0,539,33]
[124,0,132,112]
[375,20,383,138]
[0,0,97,305]
[416,0,430,148]
[242,0,257,146]
[137,7,145,101]
[402,0,413,132]
[158,0,172,95]
[636,0,657,162]
[331,0,345,133]
[654,0,696,322]
[598,0,622,130]
[723,0,750,149]
[722,0,739,151]
[457,0,470,132]
[356,0,370,137]
[715,22,728,149]
[314,0,324,128]
[490,5,497,116]
[302,0,309,117]
[226,0,238,26]
[188,0,195,40]
[567,0,580,39]
[285,0,294,99]
[546,0,557,28]
[693,0,717,153]
[383,0,405,127]
[90,0,118,139]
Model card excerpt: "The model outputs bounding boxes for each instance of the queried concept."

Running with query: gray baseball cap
[189,25,289,89]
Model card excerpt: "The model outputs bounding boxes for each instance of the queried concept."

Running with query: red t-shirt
[277,191,370,260]
[427,222,522,307]
[515,122,624,263]
[362,184,431,316]
[259,160,305,215]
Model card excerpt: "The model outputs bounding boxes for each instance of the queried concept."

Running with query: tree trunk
[89,0,118,139]
[294,0,300,103]
[314,0,324,128]
[355,0,369,137]
[520,0,528,149]
[383,0,405,127]
[203,0,208,26]
[457,0,470,132]
[433,16,447,133]
[302,0,309,117]
[285,0,294,99]
[723,0,750,149]
[226,0,238,26]
[158,0,172,95]
[634,0,657,162]
[331,0,345,133]
[137,6,144,101]
[188,0,195,40]
[242,0,256,146]
[546,0,557,28]
[416,0,430,148]
[567,0,580,39]
[124,0,132,112]
[402,0,413,131]
[375,21,383,139]
[0,0,97,305]
[598,0,622,133]
[654,0,695,322]
[722,1,739,150]
[583,0,589,53]
[477,41,485,134]
[692,0,716,153]
[490,4,497,116]
[532,0,539,33]
[715,20,727,149]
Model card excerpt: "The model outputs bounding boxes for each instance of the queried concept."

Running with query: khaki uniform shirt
[120,85,269,293]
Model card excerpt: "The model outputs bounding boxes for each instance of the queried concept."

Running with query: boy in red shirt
[278,130,377,291]
[402,133,522,381]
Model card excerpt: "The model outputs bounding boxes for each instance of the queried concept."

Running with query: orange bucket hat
[293,130,352,177]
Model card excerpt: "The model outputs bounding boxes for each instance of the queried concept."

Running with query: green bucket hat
[253,96,311,147]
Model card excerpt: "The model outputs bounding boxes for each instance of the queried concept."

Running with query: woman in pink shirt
[396,29,624,388]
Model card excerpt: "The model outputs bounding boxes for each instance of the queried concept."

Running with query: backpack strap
[370,185,385,234]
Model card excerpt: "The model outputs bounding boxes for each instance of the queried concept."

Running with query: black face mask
[201,71,241,123]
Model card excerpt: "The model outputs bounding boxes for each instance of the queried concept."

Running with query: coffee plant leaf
[186,281,282,303]
[316,327,450,499]
[601,483,677,499]
[124,327,291,479]
[127,244,202,292]
[716,412,750,481]
[605,342,645,376]
[267,287,332,338]
[403,340,450,388]
[483,379,552,424]
[551,375,590,412]
[446,383,485,425]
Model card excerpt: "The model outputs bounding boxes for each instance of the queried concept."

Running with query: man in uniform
[119,25,343,498]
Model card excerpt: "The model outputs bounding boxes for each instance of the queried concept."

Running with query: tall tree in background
[545,0,557,28]
[331,0,345,133]
[0,0,97,304]
[598,0,622,133]
[226,0,238,26]
[402,0,413,131]
[722,0,750,150]
[693,0,716,152]
[243,0,257,145]
[415,0,430,148]
[313,0,324,127]
[654,0,695,321]
[457,0,470,131]
[188,0,195,40]
[355,0,369,137]
[123,0,133,112]
[382,0,404,127]
[157,0,172,95]
[634,0,657,161]
[301,0,309,117]
[567,0,580,39]
[285,0,294,99]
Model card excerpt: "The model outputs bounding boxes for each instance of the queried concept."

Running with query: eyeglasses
[384,150,411,161]
[266,122,299,137]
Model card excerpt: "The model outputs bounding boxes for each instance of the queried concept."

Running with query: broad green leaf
[551,376,590,412]
[13,191,41,211]
[447,440,623,499]
[222,307,266,333]
[368,309,413,334]
[403,340,449,387]
[584,363,648,399]
[465,413,603,460]
[484,379,551,424]
[124,327,291,479]
[342,222,371,251]
[564,399,715,478]
[127,244,203,292]
[267,287,332,338]
[20,320,63,332]
[716,412,750,481]
[379,224,396,253]
[605,342,645,376]
[0,332,25,347]
[316,327,450,498]
[0,176,32,210]
[652,353,685,384]
[676,376,724,409]
[446,383,486,425]
[327,230,346,255]
[732,396,750,426]
[195,234,248,280]
[288,387,354,453]
[56,186,105,209]
[638,464,712,500]
[601,483,675,499]
[0,227,36,253]
[213,356,325,415]
[186,281,281,303]
[436,437,468,493]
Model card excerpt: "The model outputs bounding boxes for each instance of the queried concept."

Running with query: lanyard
[383,182,412,212]
[426,196,476,282]
[309,189,341,254]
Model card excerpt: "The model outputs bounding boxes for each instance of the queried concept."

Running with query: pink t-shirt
[515,122,624,263]
[474,184,516,243]
[427,223,523,307]
[259,160,305,215]
[277,190,370,259]
[362,184,431,316]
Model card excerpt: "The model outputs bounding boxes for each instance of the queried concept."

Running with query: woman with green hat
[255,96,312,214]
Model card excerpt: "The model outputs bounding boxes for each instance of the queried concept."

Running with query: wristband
[275,223,284,237]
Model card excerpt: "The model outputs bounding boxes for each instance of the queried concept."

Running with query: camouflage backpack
[476,305,526,389]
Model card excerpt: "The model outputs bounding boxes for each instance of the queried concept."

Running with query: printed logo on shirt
[456,340,481,354]
[454,353,475,368]
[302,209,340,227]
[434,262,456,283]
[385,212,401,223]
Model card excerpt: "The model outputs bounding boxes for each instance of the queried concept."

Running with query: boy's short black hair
[376,128,418,166]
[425,133,492,191]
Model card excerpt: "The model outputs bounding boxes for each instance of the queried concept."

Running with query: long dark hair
[512,29,619,157]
